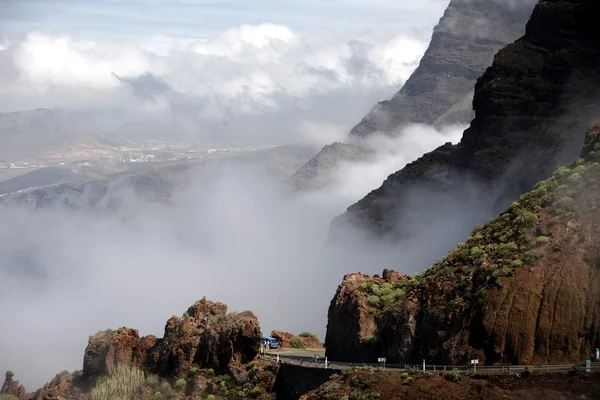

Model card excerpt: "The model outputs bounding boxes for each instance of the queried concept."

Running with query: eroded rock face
[325,271,409,362]
[23,371,86,400]
[332,0,600,244]
[350,0,537,136]
[83,327,157,379]
[270,331,295,348]
[1,371,26,398]
[270,331,323,349]
[146,299,261,377]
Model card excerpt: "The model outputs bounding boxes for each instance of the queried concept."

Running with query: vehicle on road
[261,337,280,349]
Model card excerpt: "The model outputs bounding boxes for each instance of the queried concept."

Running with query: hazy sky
[2,0,448,39]
[0,0,449,143]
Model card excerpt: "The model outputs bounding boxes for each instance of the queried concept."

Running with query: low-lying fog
[0,123,463,388]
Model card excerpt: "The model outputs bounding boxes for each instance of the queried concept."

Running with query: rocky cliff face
[2,298,269,400]
[288,0,536,191]
[331,0,600,243]
[325,122,600,364]
[350,0,537,137]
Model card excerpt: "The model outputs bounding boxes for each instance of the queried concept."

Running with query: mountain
[349,0,538,136]
[325,120,600,366]
[330,0,600,248]
[287,0,537,191]
[0,109,129,162]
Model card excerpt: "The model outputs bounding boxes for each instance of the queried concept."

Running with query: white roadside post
[276,354,280,363]
[423,359,425,372]
[378,358,386,370]
[586,357,592,373]
[471,359,479,374]
[596,348,599,361]
[325,357,328,369]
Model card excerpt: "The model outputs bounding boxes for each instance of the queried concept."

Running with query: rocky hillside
[0,109,129,162]
[1,298,279,400]
[287,0,537,191]
[325,121,600,365]
[331,0,600,243]
[302,368,600,400]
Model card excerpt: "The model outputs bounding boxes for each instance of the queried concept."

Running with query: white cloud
[0,25,429,143]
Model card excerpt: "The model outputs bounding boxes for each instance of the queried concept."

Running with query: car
[261,337,279,349]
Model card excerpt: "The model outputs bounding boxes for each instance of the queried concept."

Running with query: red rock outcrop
[326,123,600,365]
[270,331,295,348]
[4,298,263,399]
[1,371,26,398]
[23,371,86,400]
[83,327,157,379]
[325,271,410,361]
[146,298,261,377]
[270,331,323,349]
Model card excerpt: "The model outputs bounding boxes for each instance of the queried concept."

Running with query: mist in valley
[0,0,477,390]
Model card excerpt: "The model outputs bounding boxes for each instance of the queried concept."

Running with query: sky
[0,0,466,390]
[0,0,449,143]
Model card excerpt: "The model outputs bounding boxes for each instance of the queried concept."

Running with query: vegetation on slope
[87,361,277,400]
[359,149,600,325]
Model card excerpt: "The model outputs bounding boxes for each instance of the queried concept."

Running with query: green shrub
[298,332,317,338]
[363,335,377,345]
[522,366,533,378]
[367,295,381,308]
[536,236,550,244]
[204,368,215,378]
[552,196,574,213]
[444,368,462,382]
[175,378,186,388]
[0,395,19,400]
[90,364,146,400]
[522,251,541,265]
[363,393,381,400]
[366,308,378,318]
[290,337,305,349]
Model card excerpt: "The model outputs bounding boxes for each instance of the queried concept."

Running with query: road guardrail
[263,353,600,374]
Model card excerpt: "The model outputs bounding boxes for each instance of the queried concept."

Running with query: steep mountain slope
[287,0,537,191]
[331,0,600,244]
[325,121,600,365]
[350,0,538,137]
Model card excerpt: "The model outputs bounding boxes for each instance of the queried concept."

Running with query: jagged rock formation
[0,371,26,398]
[83,328,158,379]
[325,122,600,364]
[3,298,268,400]
[331,0,600,242]
[288,0,536,191]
